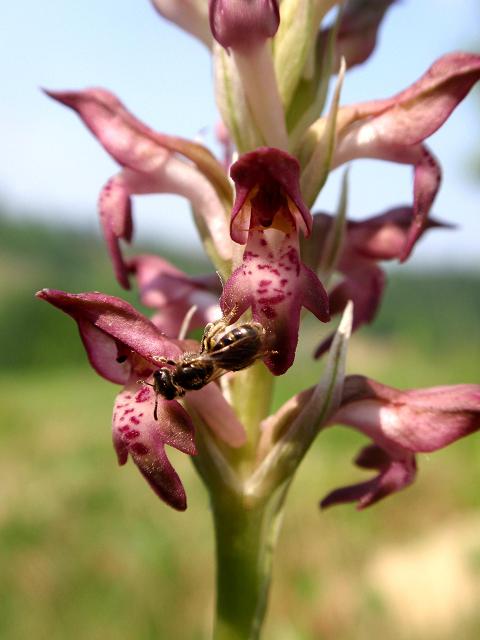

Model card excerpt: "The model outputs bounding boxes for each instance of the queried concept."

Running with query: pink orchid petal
[320,445,417,510]
[329,51,480,258]
[98,173,133,289]
[46,88,232,278]
[77,319,130,385]
[332,376,480,454]
[45,88,231,193]
[335,140,442,261]
[373,51,480,145]
[322,376,480,509]
[315,258,384,358]
[230,148,312,244]
[347,207,451,261]
[221,230,329,374]
[98,160,231,287]
[36,290,181,380]
[313,207,451,357]
[113,380,196,510]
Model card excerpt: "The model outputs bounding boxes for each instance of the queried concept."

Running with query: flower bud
[209,0,280,53]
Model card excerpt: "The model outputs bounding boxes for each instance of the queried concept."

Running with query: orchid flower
[300,52,480,257]
[36,289,245,510]
[221,147,330,374]
[129,254,221,337]
[312,207,451,356]
[321,375,480,508]
[45,88,233,285]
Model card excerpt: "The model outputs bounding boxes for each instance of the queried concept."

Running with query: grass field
[1,216,479,639]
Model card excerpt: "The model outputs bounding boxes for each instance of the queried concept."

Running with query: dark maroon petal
[37,290,181,381]
[401,146,442,260]
[319,0,398,71]
[315,258,384,358]
[346,207,451,261]
[98,174,133,289]
[332,376,480,453]
[209,0,279,52]
[77,319,130,384]
[230,148,312,244]
[320,445,417,510]
[313,205,452,358]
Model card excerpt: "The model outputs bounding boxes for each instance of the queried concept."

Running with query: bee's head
[153,368,179,400]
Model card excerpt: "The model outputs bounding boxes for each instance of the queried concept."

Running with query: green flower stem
[229,361,275,469]
[211,486,287,640]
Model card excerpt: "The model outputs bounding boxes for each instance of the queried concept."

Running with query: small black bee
[145,314,267,420]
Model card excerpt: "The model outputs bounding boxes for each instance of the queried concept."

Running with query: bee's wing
[206,333,265,371]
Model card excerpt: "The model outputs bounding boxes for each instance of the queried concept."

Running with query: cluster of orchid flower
[38,2,480,523]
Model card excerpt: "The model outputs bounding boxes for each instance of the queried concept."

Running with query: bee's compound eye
[153,369,178,400]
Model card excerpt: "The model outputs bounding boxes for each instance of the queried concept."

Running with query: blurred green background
[0,213,479,640]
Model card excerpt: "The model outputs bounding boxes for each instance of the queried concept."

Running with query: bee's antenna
[178,305,198,340]
[138,379,154,387]
[153,394,159,421]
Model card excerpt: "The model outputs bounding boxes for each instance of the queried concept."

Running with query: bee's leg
[201,306,240,352]
[200,321,216,353]
[152,355,176,366]
[153,392,159,421]
[221,305,240,326]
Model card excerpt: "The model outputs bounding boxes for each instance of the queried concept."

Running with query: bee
[145,313,267,420]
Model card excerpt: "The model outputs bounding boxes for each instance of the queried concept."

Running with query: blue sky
[1,0,479,268]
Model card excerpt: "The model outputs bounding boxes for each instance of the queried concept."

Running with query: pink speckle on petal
[119,425,130,433]
[125,429,140,440]
[130,416,140,425]
[261,306,276,319]
[259,279,272,287]
[135,387,151,403]
[258,294,285,305]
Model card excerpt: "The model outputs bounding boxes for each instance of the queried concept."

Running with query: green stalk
[211,486,287,640]
[215,360,275,479]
